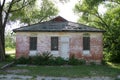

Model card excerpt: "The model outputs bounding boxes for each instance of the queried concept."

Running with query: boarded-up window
[51,37,58,50]
[30,37,37,50]
[83,34,90,50]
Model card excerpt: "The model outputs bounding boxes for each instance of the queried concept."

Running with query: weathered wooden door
[60,37,69,59]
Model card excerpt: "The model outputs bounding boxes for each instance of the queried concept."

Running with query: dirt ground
[0,74,117,80]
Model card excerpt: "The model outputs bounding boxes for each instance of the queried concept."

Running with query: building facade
[13,16,105,63]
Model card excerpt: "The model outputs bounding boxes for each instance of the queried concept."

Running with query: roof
[13,16,105,32]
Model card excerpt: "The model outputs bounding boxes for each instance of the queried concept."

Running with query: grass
[5,47,15,51]
[0,49,120,78]
[0,48,15,68]
[5,48,15,55]
[0,62,10,68]
[1,64,119,78]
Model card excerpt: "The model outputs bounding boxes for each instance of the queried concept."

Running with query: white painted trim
[83,50,90,55]
[51,51,59,57]
[29,50,37,56]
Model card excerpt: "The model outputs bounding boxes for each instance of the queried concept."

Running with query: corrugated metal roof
[13,16,105,32]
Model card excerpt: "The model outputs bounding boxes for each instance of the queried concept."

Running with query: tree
[103,4,120,62]
[0,0,58,61]
[5,31,15,50]
[10,0,58,24]
[74,0,120,63]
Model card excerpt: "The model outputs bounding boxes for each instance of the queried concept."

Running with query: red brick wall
[70,36,83,58]
[70,33,103,63]
[16,34,29,58]
[90,34,103,62]
[15,32,103,62]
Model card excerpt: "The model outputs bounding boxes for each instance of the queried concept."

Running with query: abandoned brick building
[13,16,105,63]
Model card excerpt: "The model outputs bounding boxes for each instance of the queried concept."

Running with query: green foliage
[10,0,58,24]
[74,0,120,63]
[74,0,103,26]
[15,57,30,64]
[15,52,86,65]
[115,78,120,80]
[90,62,96,65]
[54,57,67,65]
[102,4,120,63]
[101,59,107,65]
[5,32,15,49]
[5,54,15,62]
[0,0,58,61]
[41,52,53,60]
[68,55,86,65]
[2,63,120,77]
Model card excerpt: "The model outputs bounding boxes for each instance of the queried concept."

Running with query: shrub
[41,51,53,60]
[15,57,30,64]
[5,54,15,62]
[29,56,43,65]
[101,59,107,65]
[54,57,67,65]
[15,52,86,65]
[90,61,96,65]
[30,52,53,65]
[68,55,86,65]
[78,59,86,65]
[68,57,79,65]
[47,58,56,65]
[115,78,120,80]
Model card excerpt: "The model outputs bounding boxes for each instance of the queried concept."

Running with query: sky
[56,0,79,22]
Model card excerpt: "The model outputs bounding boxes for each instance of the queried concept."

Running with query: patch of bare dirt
[0,75,116,80]
[6,69,29,74]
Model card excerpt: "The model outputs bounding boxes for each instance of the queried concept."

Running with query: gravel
[0,74,116,80]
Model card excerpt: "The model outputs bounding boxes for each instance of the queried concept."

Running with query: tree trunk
[0,10,5,61]
[0,28,5,61]
[0,2,6,61]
